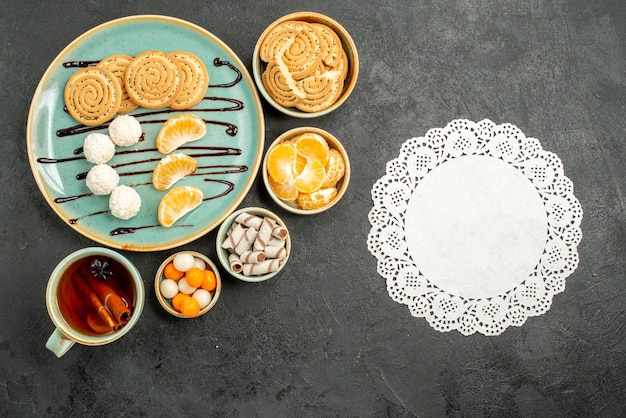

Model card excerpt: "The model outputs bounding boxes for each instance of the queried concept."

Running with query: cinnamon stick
[87,276,131,324]
[70,272,118,333]
[79,264,131,325]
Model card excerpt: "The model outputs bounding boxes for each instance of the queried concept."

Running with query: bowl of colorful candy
[154,251,221,318]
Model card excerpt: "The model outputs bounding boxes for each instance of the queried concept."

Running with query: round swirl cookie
[261,59,305,107]
[281,22,327,80]
[124,50,182,109]
[63,67,122,126]
[295,71,344,113]
[311,23,342,68]
[168,51,209,110]
[96,54,138,114]
[259,20,304,63]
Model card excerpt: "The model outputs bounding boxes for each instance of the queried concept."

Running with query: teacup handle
[46,328,75,358]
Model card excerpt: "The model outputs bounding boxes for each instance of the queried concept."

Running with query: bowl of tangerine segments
[262,127,350,214]
[155,251,221,318]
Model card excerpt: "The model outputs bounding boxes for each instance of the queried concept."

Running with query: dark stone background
[1,0,624,416]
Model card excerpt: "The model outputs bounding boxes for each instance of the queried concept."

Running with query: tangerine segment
[268,174,298,201]
[297,187,338,210]
[156,114,206,154]
[267,142,297,184]
[322,148,346,188]
[294,160,326,193]
[157,185,204,228]
[152,153,198,191]
[293,133,329,165]
[293,154,307,176]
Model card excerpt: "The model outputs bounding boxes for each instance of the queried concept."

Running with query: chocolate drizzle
[210,58,242,88]
[62,60,99,68]
[45,55,254,238]
[56,98,242,137]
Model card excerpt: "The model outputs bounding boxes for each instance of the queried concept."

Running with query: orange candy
[171,293,189,311]
[201,269,217,291]
[180,296,201,318]
[185,267,204,288]
[164,262,184,281]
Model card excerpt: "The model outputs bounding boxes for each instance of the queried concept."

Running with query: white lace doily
[367,119,582,336]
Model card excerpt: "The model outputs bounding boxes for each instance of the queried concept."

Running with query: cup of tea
[45,247,145,357]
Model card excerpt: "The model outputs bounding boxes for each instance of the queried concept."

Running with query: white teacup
[45,247,144,357]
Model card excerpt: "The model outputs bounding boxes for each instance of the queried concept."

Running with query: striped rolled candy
[242,259,283,276]
[221,222,247,250]
[264,245,287,260]
[234,227,259,255]
[253,217,275,251]
[271,223,289,240]
[235,212,264,229]
[228,253,243,273]
[240,251,267,264]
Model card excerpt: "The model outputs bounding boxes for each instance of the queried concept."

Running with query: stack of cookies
[259,20,349,113]
[64,50,209,126]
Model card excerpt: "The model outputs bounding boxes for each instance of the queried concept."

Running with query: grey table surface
[1,0,625,416]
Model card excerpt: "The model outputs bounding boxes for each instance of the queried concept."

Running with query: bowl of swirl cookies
[252,12,359,118]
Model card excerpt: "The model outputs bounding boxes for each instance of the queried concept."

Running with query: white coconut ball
[109,114,142,147]
[109,185,141,220]
[86,163,119,195]
[83,133,115,164]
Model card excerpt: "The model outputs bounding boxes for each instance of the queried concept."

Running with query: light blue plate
[27,15,264,252]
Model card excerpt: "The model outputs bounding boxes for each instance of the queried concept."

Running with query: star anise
[91,258,113,281]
